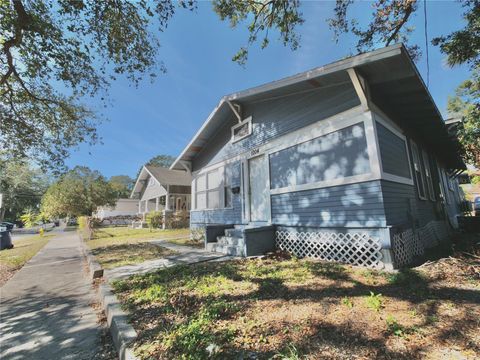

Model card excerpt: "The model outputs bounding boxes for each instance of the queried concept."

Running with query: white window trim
[440,167,451,204]
[410,141,428,201]
[371,111,413,185]
[231,116,252,143]
[148,177,156,187]
[192,165,234,211]
[447,172,454,191]
[422,150,436,201]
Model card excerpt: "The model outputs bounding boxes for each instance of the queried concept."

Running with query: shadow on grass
[113,259,480,359]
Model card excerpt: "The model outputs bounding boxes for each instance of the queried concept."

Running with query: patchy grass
[91,227,190,243]
[85,227,189,269]
[0,234,53,286]
[91,243,176,269]
[113,247,480,360]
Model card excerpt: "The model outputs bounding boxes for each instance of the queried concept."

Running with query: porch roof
[170,43,465,172]
[130,165,192,199]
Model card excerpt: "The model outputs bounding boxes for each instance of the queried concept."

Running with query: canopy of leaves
[448,71,480,167]
[41,166,117,218]
[440,0,480,167]
[109,175,134,198]
[213,0,304,65]
[432,0,480,69]
[329,0,420,60]
[0,0,195,171]
[136,154,176,179]
[0,153,50,222]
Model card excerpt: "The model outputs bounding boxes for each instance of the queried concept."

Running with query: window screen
[269,123,370,189]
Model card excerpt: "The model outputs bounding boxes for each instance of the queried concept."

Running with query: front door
[248,155,270,223]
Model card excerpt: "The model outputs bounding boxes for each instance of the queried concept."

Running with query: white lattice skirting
[392,220,450,268]
[190,227,205,242]
[276,231,384,268]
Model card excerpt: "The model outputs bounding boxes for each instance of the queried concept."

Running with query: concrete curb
[79,235,104,279]
[98,283,138,360]
[79,234,139,360]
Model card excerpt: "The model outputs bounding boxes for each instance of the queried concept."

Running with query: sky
[65,0,472,179]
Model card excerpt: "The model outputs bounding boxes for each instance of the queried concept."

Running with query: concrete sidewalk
[104,241,235,281]
[0,230,109,360]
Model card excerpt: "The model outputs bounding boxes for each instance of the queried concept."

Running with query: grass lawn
[86,227,191,269]
[113,237,480,360]
[0,234,53,286]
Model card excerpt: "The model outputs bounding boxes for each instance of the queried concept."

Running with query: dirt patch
[0,263,16,286]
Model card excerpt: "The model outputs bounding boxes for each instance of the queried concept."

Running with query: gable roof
[130,165,192,198]
[171,43,465,171]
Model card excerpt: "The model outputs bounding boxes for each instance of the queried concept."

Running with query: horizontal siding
[193,81,360,171]
[381,180,438,227]
[376,121,411,179]
[271,180,386,228]
[190,196,242,225]
[169,185,191,194]
[140,179,166,201]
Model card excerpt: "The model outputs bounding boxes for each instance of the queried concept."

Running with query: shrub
[20,209,38,228]
[365,291,383,312]
[146,211,163,229]
[78,216,88,230]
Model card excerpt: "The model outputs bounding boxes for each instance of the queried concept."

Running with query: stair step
[224,228,244,238]
[205,242,216,252]
[217,236,244,246]
[214,244,245,257]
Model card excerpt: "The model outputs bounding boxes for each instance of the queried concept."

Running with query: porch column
[145,200,148,213]
[165,185,170,210]
[155,197,159,211]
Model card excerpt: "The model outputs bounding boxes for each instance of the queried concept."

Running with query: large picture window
[194,167,224,210]
[410,141,427,200]
[269,123,370,190]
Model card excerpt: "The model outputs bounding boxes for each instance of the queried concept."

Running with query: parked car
[0,222,15,231]
[474,196,480,216]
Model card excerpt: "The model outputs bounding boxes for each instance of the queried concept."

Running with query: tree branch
[1,0,32,86]
[385,2,414,46]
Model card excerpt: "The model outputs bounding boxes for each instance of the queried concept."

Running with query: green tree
[0,0,196,170]
[213,0,304,65]
[329,0,479,166]
[41,166,116,218]
[0,153,50,222]
[109,175,134,198]
[136,154,176,179]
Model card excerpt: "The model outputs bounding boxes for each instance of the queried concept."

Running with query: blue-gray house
[170,44,465,269]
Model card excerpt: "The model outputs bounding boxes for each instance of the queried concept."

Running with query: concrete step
[205,242,216,252]
[224,228,244,238]
[213,244,245,257]
[217,236,244,246]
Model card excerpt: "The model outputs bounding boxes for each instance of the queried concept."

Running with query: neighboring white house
[130,165,192,216]
[94,199,139,219]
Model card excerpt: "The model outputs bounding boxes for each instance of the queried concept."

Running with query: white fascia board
[170,98,226,171]
[130,166,148,198]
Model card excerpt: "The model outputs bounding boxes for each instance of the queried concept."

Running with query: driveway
[0,229,112,359]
